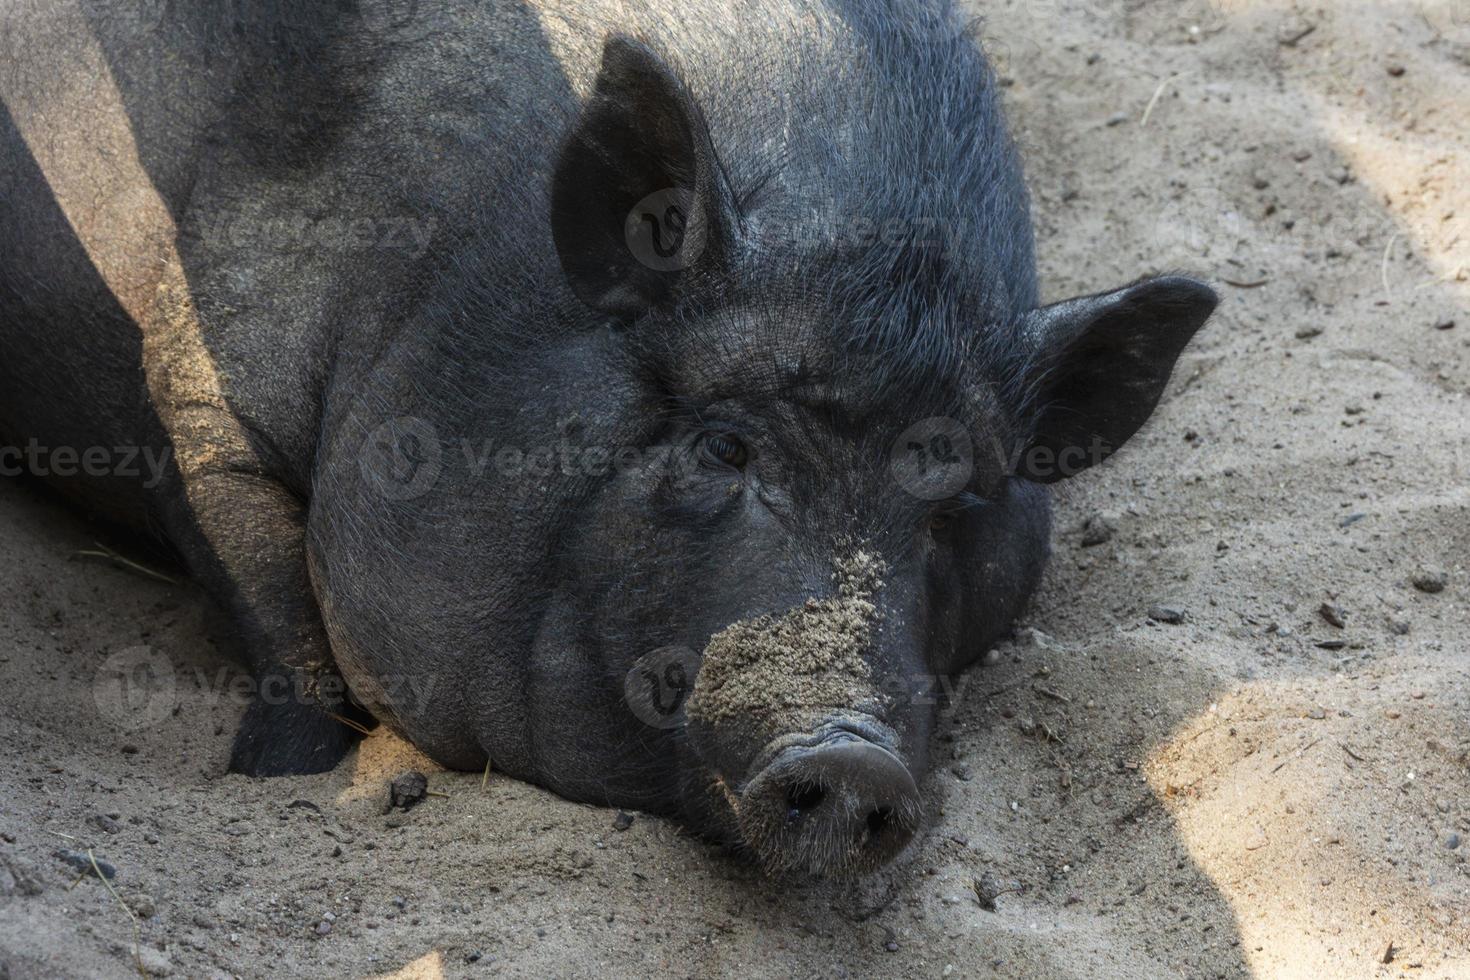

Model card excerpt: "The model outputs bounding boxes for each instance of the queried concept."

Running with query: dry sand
[2,0,1468,976]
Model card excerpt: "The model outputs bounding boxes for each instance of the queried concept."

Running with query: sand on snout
[686,550,889,743]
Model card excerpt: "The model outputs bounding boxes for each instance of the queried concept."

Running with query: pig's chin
[716,731,924,878]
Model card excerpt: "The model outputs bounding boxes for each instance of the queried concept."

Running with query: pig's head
[311,33,1217,880]
[535,37,1219,876]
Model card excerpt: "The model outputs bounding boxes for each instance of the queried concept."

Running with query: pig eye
[700,432,748,469]
[928,512,953,533]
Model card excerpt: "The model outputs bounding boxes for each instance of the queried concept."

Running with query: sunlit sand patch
[1205,0,1470,296]
[336,726,444,806]
[1312,93,1470,296]
[366,950,445,980]
[1145,670,1470,977]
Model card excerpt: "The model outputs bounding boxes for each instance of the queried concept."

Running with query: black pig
[0,1,1215,874]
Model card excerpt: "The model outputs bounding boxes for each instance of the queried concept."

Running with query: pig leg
[157,469,371,775]
[141,278,367,775]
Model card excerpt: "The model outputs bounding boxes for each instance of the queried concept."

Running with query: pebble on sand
[1411,569,1448,594]
[1148,603,1187,625]
[384,771,429,813]
[52,849,116,880]
[1081,512,1119,547]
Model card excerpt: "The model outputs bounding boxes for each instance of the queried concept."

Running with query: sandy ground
[2,0,1469,977]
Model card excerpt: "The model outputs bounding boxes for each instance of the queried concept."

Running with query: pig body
[0,1,1215,873]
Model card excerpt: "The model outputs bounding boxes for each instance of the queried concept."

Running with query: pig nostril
[786,783,826,823]
[866,806,893,840]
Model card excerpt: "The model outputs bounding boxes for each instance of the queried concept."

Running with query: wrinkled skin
[0,0,1216,875]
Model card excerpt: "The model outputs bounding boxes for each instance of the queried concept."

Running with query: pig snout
[738,728,922,876]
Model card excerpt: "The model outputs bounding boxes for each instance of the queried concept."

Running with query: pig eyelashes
[699,432,749,469]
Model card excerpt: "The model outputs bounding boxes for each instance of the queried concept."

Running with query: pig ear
[551,36,736,318]
[1015,276,1218,483]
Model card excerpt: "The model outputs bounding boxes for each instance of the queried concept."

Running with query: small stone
[1105,112,1129,127]
[1081,511,1119,547]
[126,893,156,918]
[1307,708,1326,720]
[1433,318,1456,331]
[612,811,635,832]
[1148,603,1187,624]
[465,951,483,964]
[1388,619,1410,636]
[120,744,139,755]
[1386,63,1405,76]
[384,771,429,813]
[1017,717,1037,737]
[1294,325,1324,339]
[315,920,332,937]
[52,850,116,880]
[1277,19,1317,47]
[973,871,1006,911]
[90,814,122,835]
[1318,603,1346,628]
[1411,569,1448,594]
[1447,833,1462,850]
[951,764,973,782]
